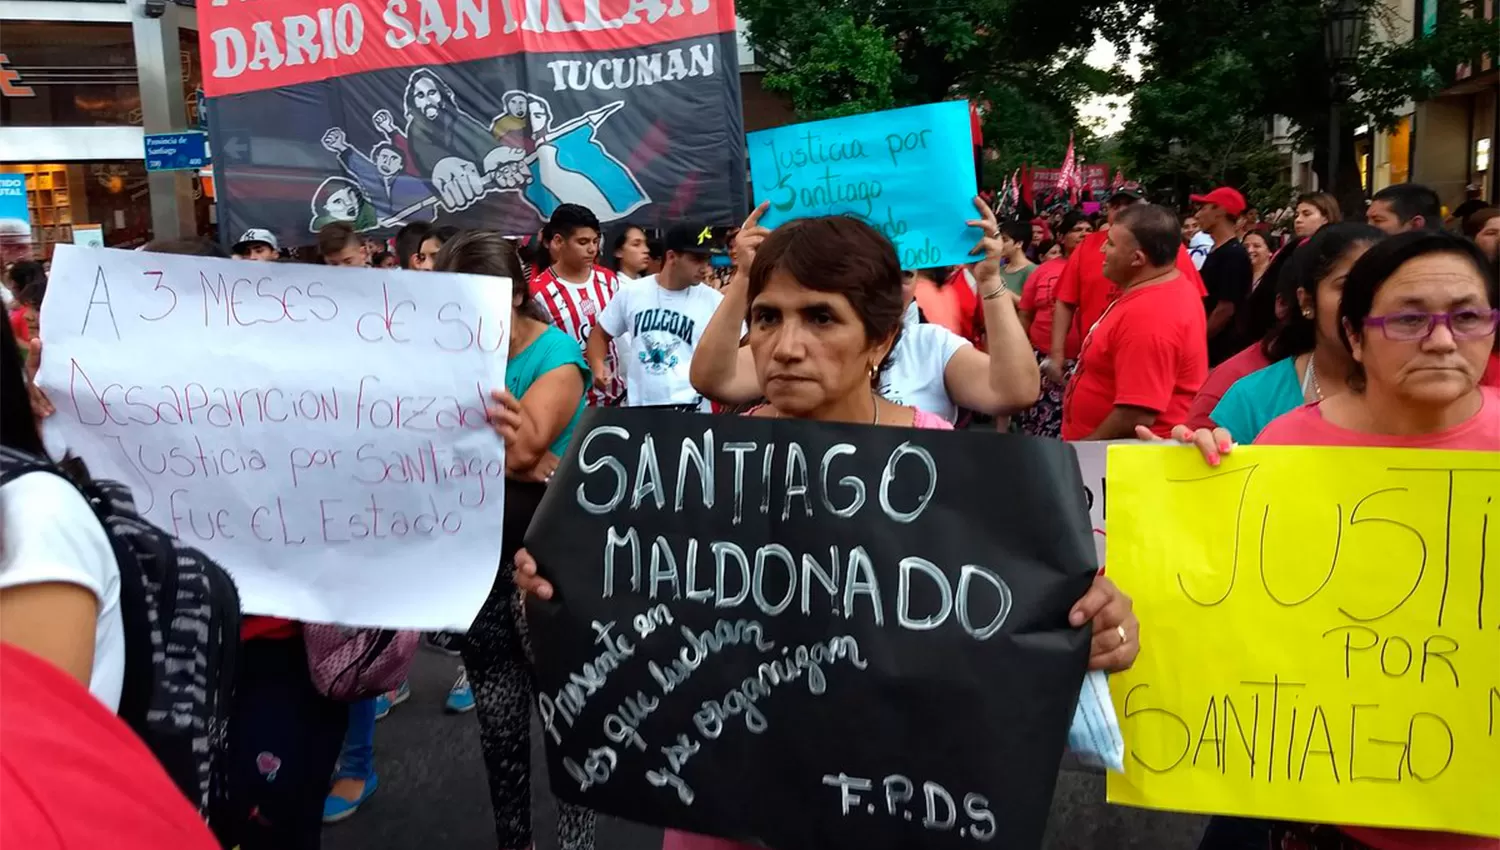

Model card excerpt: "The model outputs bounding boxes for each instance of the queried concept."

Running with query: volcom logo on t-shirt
[632,309,696,375]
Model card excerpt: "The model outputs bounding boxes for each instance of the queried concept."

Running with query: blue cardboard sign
[747,101,979,269]
[144,131,209,172]
[0,174,29,227]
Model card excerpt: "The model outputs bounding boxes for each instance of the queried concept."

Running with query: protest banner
[36,246,510,630]
[1070,440,1117,567]
[1104,445,1500,838]
[747,101,980,269]
[197,0,746,245]
[524,409,1098,850]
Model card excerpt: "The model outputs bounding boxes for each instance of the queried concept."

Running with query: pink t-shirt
[1257,387,1500,850]
[1256,387,1500,450]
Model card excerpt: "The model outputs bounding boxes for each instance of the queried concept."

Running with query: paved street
[324,653,1207,850]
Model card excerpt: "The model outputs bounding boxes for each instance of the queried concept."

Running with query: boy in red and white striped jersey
[530,204,624,406]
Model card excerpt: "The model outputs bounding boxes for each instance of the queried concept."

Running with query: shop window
[0,21,204,127]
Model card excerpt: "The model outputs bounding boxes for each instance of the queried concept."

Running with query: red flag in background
[1058,134,1079,204]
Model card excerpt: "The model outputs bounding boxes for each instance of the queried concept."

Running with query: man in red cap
[1190,186,1252,364]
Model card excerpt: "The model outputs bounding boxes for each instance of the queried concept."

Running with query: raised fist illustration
[321,127,349,153]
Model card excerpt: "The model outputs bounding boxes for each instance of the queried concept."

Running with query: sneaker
[423,632,463,657]
[373,680,410,720]
[323,773,379,823]
[444,667,475,714]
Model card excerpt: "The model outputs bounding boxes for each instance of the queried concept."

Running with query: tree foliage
[735,0,1130,178]
[1121,0,1499,209]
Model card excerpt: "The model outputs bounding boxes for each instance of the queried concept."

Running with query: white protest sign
[38,245,510,630]
[1070,440,1114,567]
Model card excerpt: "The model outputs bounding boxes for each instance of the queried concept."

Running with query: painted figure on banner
[400,68,531,213]
[320,127,436,223]
[308,176,378,231]
[307,67,649,234]
[371,108,424,177]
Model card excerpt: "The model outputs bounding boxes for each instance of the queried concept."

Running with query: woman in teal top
[434,231,597,850]
[1211,223,1383,442]
[505,313,589,461]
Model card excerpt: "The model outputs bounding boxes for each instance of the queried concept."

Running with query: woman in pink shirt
[505,202,1143,850]
[1157,230,1499,850]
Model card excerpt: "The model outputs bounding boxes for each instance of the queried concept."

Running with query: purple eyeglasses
[1363,308,1500,341]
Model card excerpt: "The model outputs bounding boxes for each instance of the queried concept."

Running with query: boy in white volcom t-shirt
[590,223,740,411]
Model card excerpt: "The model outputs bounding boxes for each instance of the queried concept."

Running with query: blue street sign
[144,131,208,172]
[195,88,209,130]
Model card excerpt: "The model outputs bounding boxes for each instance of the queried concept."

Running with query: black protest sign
[524,408,1099,850]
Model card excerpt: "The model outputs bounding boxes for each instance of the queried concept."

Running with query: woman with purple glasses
[1153,229,1499,850]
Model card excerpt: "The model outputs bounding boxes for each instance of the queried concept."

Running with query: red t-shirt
[1061,276,1209,440]
[914,278,977,342]
[1055,231,1207,348]
[1184,343,1273,430]
[0,644,221,850]
[1017,257,1080,358]
[1258,387,1500,850]
[9,307,30,343]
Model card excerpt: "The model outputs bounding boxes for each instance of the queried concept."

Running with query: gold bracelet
[981,286,1008,301]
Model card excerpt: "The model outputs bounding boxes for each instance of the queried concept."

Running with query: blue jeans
[335,698,376,781]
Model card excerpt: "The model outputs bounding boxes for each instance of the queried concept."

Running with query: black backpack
[0,446,242,819]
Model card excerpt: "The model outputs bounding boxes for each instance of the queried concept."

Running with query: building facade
[0,0,207,257]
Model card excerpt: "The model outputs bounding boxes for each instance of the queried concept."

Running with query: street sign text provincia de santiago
[144,131,209,172]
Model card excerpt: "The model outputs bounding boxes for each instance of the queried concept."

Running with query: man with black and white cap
[231,229,279,261]
[587,223,734,412]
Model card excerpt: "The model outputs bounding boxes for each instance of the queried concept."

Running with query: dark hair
[0,316,45,457]
[395,221,436,269]
[999,220,1031,245]
[371,142,403,164]
[1371,184,1442,230]
[8,260,44,291]
[371,250,395,267]
[1058,211,1090,238]
[318,222,361,260]
[1338,229,1498,389]
[435,230,548,322]
[1262,223,1383,361]
[434,225,461,244]
[1113,204,1181,267]
[543,203,600,243]
[143,238,229,258]
[18,280,45,308]
[647,236,664,262]
[609,224,647,272]
[1035,239,1059,258]
[1463,207,1499,239]
[1242,230,1274,253]
[1296,192,1343,227]
[747,216,904,373]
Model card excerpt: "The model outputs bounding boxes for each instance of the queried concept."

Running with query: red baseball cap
[1190,187,1247,217]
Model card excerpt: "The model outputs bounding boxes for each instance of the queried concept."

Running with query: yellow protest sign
[1104,445,1500,838]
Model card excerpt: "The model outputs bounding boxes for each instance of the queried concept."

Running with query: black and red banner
[199,0,747,245]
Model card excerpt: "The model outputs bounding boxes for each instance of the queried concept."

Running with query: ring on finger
[1116,625,1128,646]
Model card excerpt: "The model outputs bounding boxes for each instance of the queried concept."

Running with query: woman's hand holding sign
[1069,575,1139,672]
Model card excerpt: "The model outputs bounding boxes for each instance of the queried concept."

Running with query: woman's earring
[1302,308,1314,319]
